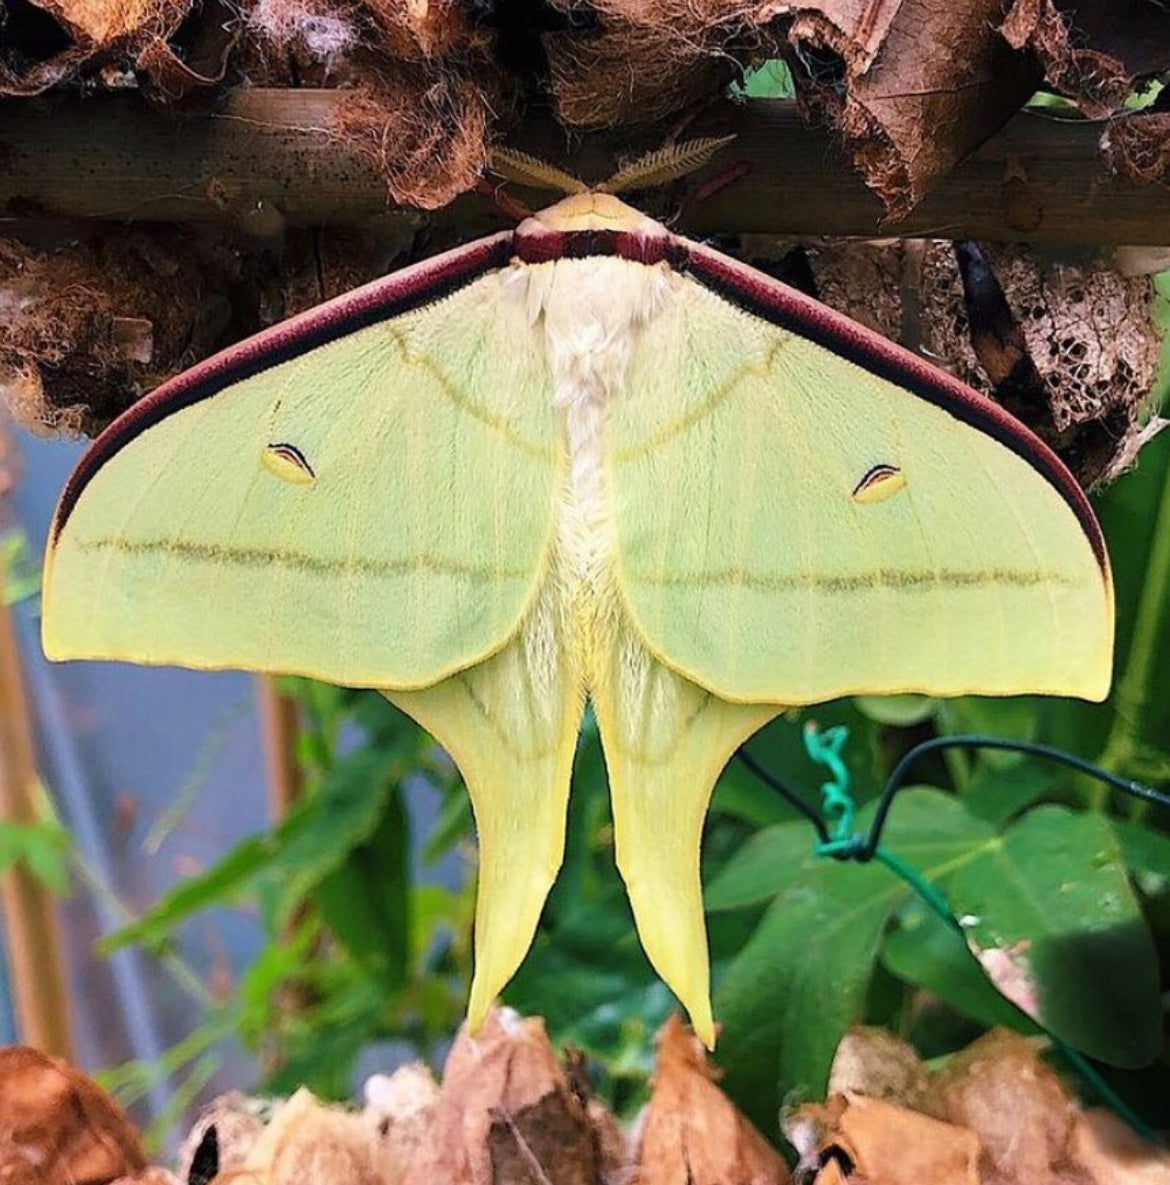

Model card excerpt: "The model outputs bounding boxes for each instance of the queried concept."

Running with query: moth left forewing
[45,250,563,693]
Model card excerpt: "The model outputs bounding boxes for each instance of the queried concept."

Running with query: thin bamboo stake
[1,92,1168,245]
[0,570,74,1058]
[256,675,304,821]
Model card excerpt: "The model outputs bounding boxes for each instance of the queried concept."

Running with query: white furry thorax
[507,256,680,598]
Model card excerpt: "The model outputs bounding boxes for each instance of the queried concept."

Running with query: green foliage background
[86,273,1170,1140]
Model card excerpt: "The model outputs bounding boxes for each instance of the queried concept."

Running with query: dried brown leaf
[635,1014,789,1185]
[362,1063,440,1185]
[783,0,1040,221]
[0,1045,147,1185]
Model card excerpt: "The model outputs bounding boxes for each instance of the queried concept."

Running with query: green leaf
[706,821,816,910]
[102,833,278,951]
[734,59,796,99]
[961,760,1055,826]
[881,901,1036,1035]
[713,789,997,1130]
[1112,819,1170,896]
[0,815,70,894]
[944,806,1161,1067]
[715,859,893,1134]
[313,784,411,986]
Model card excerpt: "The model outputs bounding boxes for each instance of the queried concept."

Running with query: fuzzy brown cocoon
[544,0,776,129]
[780,0,1040,222]
[0,0,187,95]
[0,1046,147,1185]
[1002,0,1170,118]
[0,232,239,437]
[931,1031,1077,1184]
[210,1089,388,1185]
[331,65,495,209]
[801,1094,983,1185]
[361,1063,439,1185]
[634,1014,790,1185]
[1103,113,1170,187]
[401,1007,623,1185]
[790,1028,1170,1185]
[109,1172,180,1185]
[800,237,1160,486]
[176,1093,270,1183]
[827,1026,932,1112]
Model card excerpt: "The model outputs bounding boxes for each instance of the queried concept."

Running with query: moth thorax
[539,259,675,604]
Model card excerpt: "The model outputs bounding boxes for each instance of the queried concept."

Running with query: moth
[43,155,1113,1046]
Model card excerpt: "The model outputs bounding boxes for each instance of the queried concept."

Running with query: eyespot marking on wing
[263,443,316,485]
[852,464,905,504]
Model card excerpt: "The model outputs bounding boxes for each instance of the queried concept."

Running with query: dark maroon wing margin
[52,232,515,542]
[680,239,1109,575]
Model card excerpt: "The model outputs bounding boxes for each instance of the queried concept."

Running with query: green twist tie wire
[799,721,1158,1144]
[802,723,856,854]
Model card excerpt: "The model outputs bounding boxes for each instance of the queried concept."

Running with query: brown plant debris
[0,1045,147,1185]
[634,1014,790,1185]
[930,1031,1078,1184]
[787,1028,1170,1185]
[542,0,770,131]
[1001,0,1170,118]
[1103,113,1170,187]
[136,0,241,102]
[780,0,1040,222]
[330,65,497,209]
[362,1063,441,1185]
[177,1092,271,1184]
[0,0,235,99]
[209,1089,389,1185]
[0,231,242,437]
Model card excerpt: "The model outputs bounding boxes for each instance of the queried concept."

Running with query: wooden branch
[0,574,74,1060]
[1,90,1168,245]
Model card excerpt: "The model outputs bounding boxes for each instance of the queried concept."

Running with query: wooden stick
[255,675,303,822]
[1,92,1168,245]
[0,570,74,1059]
